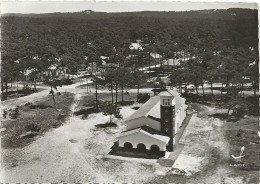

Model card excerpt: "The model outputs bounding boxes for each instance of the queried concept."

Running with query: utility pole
[115,69,118,108]
[148,52,151,77]
[95,79,98,111]
[86,77,89,93]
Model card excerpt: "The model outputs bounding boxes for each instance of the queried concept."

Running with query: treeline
[1,8,258,99]
[169,47,258,96]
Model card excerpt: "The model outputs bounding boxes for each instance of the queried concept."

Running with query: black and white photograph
[0,0,259,183]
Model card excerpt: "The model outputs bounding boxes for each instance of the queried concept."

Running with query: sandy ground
[173,106,230,177]
[1,98,165,183]
[169,104,260,183]
[1,82,163,183]
[1,82,259,183]
[1,80,153,110]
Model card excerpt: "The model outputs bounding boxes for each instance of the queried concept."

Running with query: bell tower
[159,91,175,151]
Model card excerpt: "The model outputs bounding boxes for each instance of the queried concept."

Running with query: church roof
[126,90,184,123]
[118,126,170,144]
[126,96,160,122]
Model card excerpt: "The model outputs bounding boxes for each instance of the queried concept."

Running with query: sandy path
[1,99,151,182]
[171,105,241,183]
[1,89,111,182]
[2,81,156,182]
[1,82,93,110]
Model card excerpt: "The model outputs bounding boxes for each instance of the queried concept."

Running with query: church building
[115,90,188,153]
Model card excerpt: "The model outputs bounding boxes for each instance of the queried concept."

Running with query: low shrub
[61,78,74,85]
[22,86,31,95]
[209,113,228,120]
[14,106,19,114]
[74,107,96,119]
[132,107,140,110]
[137,93,150,103]
[115,101,135,106]
[25,102,33,107]
[82,113,88,119]
[57,113,66,120]
[246,96,259,106]
[1,96,7,101]
[2,110,7,119]
[95,122,117,128]
[53,122,60,128]
[30,104,53,109]
[25,122,40,132]
[9,106,20,119]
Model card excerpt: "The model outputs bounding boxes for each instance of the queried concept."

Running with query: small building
[115,90,188,153]
[100,56,110,65]
[129,43,143,50]
[150,52,162,60]
[162,58,181,70]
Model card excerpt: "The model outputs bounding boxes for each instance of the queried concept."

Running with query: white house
[162,58,181,70]
[116,90,188,153]
[129,43,143,50]
[100,56,110,66]
[150,52,162,60]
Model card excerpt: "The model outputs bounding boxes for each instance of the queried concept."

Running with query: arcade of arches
[123,142,160,152]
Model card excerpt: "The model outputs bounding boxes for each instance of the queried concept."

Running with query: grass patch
[1,88,44,101]
[29,104,53,109]
[1,92,74,149]
[74,107,96,119]
[78,92,138,110]
[209,113,229,120]
[225,117,260,171]
[75,92,137,120]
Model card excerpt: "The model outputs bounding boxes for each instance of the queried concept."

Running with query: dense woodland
[1,8,259,100]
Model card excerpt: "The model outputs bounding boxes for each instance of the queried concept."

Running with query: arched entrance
[137,143,146,152]
[124,142,133,150]
[150,145,160,153]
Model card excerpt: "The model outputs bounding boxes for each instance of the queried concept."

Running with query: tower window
[163,99,171,106]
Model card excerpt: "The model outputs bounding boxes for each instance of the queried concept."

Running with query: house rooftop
[129,43,143,50]
[162,58,180,66]
[150,52,162,59]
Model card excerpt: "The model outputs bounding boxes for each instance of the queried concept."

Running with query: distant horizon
[1,1,258,14]
[2,7,257,15]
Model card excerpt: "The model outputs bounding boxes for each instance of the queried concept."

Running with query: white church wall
[118,132,167,151]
